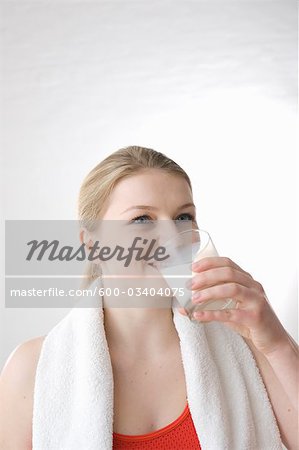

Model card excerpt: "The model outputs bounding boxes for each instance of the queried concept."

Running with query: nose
[155,219,193,248]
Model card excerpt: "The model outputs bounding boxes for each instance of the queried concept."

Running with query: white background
[1,0,297,369]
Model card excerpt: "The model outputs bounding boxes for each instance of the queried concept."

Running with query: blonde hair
[78,145,192,286]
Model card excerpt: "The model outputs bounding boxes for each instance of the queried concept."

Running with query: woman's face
[99,168,197,250]
[86,169,197,307]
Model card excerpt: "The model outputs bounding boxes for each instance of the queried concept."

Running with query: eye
[130,214,153,224]
[175,213,194,222]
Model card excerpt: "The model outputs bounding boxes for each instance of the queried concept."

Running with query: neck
[103,307,179,359]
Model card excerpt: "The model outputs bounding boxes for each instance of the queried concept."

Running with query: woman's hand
[178,256,290,356]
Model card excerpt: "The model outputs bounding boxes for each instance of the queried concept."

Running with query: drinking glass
[158,228,237,321]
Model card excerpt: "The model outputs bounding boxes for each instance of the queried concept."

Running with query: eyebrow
[121,203,196,215]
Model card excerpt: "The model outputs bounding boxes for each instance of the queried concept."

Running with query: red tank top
[112,402,201,449]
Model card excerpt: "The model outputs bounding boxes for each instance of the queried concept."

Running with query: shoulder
[1,336,45,374]
[0,336,46,387]
[0,336,46,450]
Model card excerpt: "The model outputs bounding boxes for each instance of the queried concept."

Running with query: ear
[79,228,94,249]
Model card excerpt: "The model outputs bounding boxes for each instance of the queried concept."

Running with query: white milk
[160,230,236,320]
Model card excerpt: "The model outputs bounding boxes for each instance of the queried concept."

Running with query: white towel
[32,280,283,450]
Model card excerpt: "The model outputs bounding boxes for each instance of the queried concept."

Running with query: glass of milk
[158,228,237,321]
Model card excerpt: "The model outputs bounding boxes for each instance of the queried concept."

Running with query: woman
[0,146,298,449]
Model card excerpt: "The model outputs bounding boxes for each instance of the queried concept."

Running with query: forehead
[104,169,193,214]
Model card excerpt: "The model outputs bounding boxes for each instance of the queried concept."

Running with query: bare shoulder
[0,336,46,450]
[1,336,45,375]
[0,336,46,389]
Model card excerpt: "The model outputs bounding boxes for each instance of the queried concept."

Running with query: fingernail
[185,278,193,289]
[193,311,203,319]
[192,291,202,303]
[192,261,201,270]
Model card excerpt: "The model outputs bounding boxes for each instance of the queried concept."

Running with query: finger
[188,266,258,291]
[177,307,188,316]
[191,283,260,307]
[192,256,252,278]
[192,308,247,323]
[177,306,214,323]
